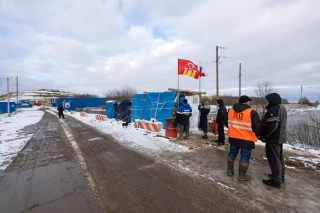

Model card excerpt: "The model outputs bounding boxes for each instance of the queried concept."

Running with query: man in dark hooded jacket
[198,101,210,139]
[57,105,64,119]
[216,99,227,145]
[225,95,260,181]
[176,99,192,140]
[260,93,287,189]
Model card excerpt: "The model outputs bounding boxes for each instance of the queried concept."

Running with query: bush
[288,112,320,148]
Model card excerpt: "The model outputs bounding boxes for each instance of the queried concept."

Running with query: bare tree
[254,80,275,116]
[104,85,137,100]
[298,96,310,105]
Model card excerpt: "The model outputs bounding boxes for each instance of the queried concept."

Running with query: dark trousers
[59,112,64,119]
[179,124,190,135]
[266,144,285,183]
[217,123,225,143]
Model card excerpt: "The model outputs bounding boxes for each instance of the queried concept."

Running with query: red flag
[178,59,200,79]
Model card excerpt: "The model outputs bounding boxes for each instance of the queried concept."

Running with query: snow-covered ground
[0,105,319,171]
[0,107,44,170]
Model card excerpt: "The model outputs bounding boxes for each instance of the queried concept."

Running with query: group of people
[176,93,287,189]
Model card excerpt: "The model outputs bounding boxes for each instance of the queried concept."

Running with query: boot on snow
[177,133,183,141]
[227,160,234,176]
[202,135,208,139]
[237,164,251,181]
[263,179,281,189]
[268,173,285,182]
[184,132,189,140]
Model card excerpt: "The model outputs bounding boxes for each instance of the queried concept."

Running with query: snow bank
[0,108,44,170]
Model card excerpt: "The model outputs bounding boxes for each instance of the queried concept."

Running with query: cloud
[0,0,319,103]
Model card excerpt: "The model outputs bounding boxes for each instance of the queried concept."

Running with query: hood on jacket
[232,103,251,113]
[265,93,281,108]
[216,99,225,107]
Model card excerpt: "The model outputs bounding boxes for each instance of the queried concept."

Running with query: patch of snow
[88,137,103,142]
[58,111,189,156]
[0,108,44,170]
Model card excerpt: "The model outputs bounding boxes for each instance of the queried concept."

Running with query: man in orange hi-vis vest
[225,95,261,181]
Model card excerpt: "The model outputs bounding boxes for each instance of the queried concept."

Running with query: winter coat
[260,93,288,144]
[198,102,210,130]
[225,103,261,149]
[177,103,192,125]
[57,106,64,113]
[216,99,227,124]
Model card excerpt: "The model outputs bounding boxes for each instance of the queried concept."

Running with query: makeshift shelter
[59,98,106,111]
[0,102,16,114]
[16,100,32,108]
[106,100,132,122]
[131,89,204,128]
[106,100,115,119]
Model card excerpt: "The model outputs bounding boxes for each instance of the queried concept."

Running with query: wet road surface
[0,109,319,213]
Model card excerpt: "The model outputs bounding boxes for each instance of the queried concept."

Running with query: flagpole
[199,61,201,99]
[178,58,180,92]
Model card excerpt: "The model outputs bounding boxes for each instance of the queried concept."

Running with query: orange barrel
[165,118,177,138]
[213,120,218,135]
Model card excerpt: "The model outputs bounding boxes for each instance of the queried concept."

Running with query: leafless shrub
[104,85,137,100]
[288,111,320,148]
[254,80,275,116]
[298,96,310,105]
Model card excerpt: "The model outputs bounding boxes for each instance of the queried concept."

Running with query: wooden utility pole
[239,63,242,97]
[216,46,219,100]
[7,77,10,114]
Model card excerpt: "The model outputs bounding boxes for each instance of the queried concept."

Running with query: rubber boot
[237,164,251,181]
[227,160,234,176]
[184,132,189,140]
[177,133,183,141]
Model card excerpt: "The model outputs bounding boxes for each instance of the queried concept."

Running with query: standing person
[57,105,65,119]
[260,93,287,189]
[225,95,260,181]
[198,101,211,139]
[215,99,227,145]
[176,99,192,140]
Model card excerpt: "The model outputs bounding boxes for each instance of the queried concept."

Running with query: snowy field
[0,105,319,171]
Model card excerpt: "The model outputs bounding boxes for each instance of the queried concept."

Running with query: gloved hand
[258,136,266,142]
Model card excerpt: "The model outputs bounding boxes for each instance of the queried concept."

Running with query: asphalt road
[0,109,319,213]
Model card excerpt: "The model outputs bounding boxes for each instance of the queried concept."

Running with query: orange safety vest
[227,108,258,142]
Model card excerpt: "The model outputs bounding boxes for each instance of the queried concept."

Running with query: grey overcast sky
[0,0,319,102]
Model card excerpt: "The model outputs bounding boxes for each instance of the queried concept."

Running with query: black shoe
[262,179,281,189]
[202,135,208,139]
[268,174,285,182]
[218,142,225,145]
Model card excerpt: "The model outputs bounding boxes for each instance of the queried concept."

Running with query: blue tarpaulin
[114,100,132,123]
[131,91,181,128]
[106,101,115,119]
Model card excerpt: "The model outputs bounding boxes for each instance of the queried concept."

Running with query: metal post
[239,63,241,97]
[7,77,10,114]
[216,46,219,100]
[16,76,18,104]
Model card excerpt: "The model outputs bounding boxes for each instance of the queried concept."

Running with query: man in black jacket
[216,99,227,145]
[198,101,210,139]
[260,93,287,189]
[57,105,65,119]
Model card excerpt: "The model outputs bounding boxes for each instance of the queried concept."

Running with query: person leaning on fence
[198,101,210,139]
[260,93,287,189]
[176,99,192,140]
[225,95,260,181]
[57,105,65,119]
